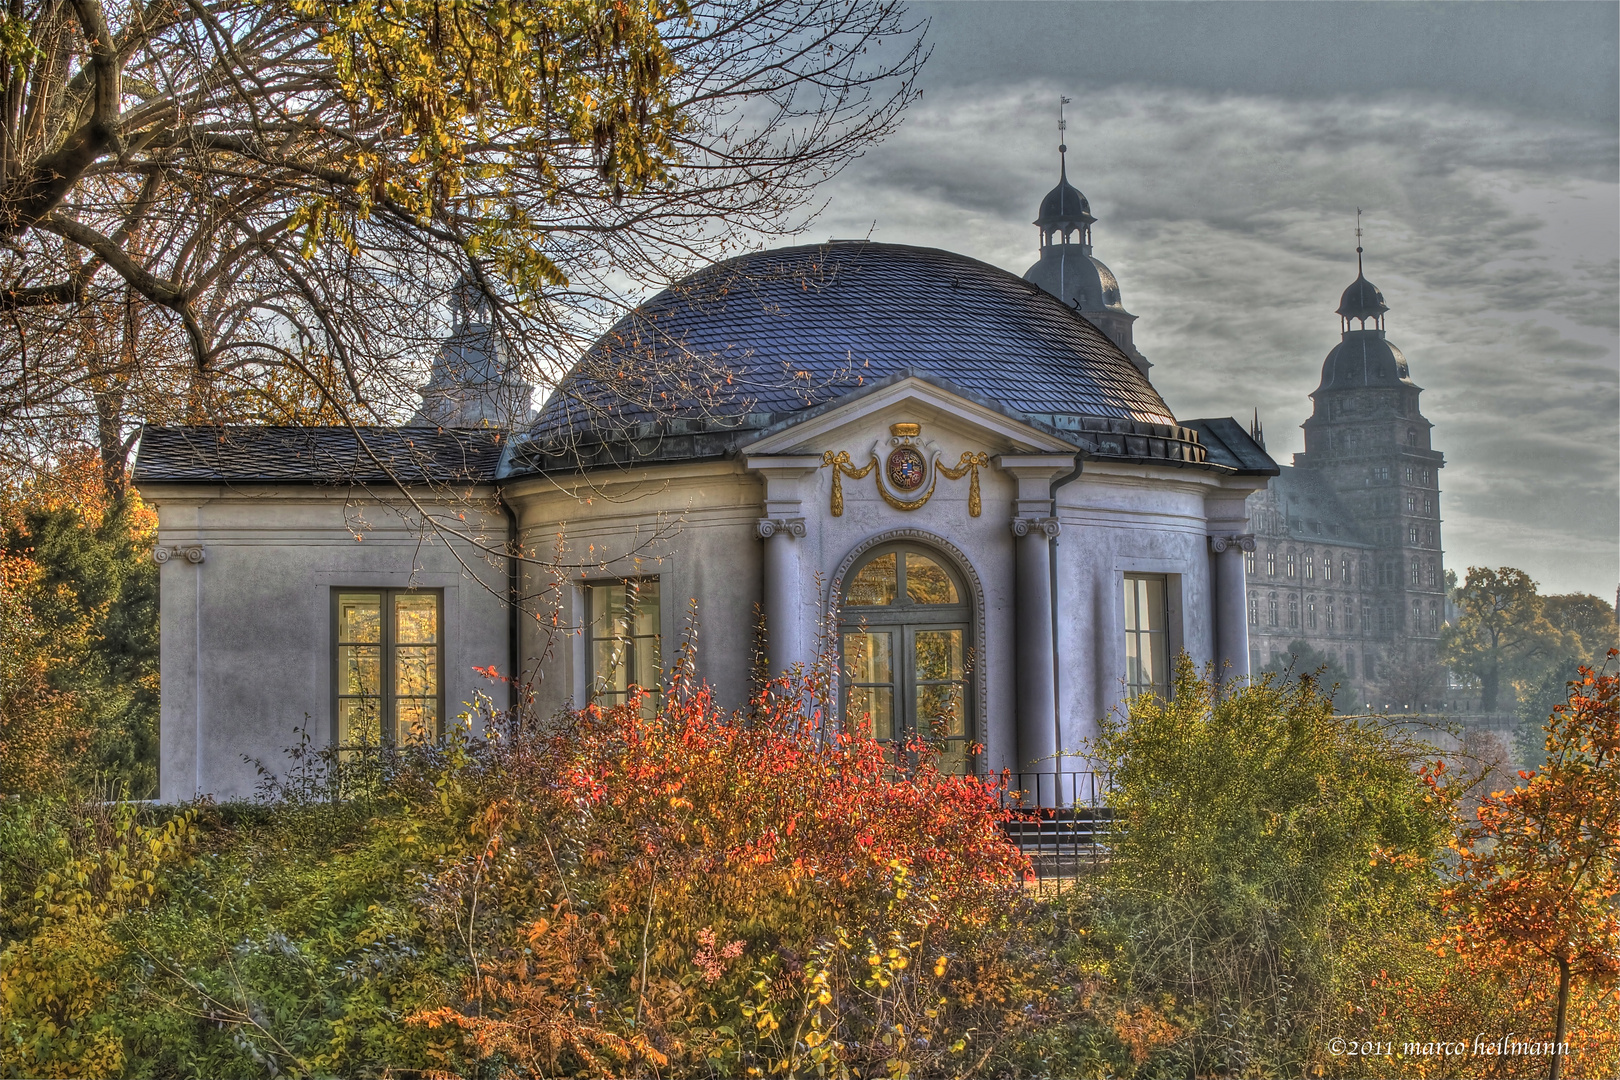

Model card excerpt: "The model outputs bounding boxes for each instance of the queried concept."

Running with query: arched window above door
[839,544,973,775]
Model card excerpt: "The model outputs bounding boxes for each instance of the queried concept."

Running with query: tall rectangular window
[333,590,442,747]
[1123,575,1169,700]
[1286,554,1297,578]
[1305,553,1315,580]
[1266,552,1276,576]
[586,579,662,712]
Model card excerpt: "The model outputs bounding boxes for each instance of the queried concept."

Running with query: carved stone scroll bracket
[153,544,206,564]
[756,517,807,540]
[1208,533,1256,554]
[1010,516,1061,540]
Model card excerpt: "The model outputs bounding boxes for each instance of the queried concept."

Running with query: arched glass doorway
[839,543,973,775]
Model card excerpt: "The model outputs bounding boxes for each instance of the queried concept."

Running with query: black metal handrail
[996,770,1113,889]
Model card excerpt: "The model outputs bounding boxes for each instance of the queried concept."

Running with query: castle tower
[1022,100,1149,375]
[1244,237,1447,707]
[413,277,536,429]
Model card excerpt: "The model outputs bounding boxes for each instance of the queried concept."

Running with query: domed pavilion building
[133,171,1276,804]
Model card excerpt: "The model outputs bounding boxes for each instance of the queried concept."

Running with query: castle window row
[1404,493,1436,514]
[1248,592,1441,636]
[1251,550,1361,585]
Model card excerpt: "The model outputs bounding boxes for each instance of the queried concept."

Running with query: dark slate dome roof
[1024,247,1125,312]
[1317,330,1414,391]
[1036,169,1094,228]
[520,242,1175,456]
[1337,272,1388,320]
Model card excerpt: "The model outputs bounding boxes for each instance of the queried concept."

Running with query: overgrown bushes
[2,658,1057,1078]
[1079,657,1452,1077]
[2,657,1616,1078]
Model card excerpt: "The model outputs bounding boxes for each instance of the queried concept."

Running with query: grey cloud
[912,1,1620,128]
[810,79,1618,596]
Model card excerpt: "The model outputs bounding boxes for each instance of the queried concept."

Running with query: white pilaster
[744,455,823,676]
[998,454,1077,780]
[1209,533,1256,680]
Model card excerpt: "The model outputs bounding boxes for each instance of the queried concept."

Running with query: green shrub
[1078,658,1452,1077]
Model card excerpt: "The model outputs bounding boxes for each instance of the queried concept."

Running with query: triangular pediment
[741,373,1080,457]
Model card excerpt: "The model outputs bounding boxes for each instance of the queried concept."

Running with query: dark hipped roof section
[1181,418,1280,476]
[508,241,1207,475]
[1266,465,1374,547]
[133,426,505,485]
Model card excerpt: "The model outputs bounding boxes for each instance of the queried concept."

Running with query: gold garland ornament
[937,451,990,517]
[822,449,874,517]
[821,437,988,518]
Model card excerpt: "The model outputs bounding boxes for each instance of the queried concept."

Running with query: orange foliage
[0,448,122,529]
[1427,655,1619,1078]
[0,552,86,793]
[405,663,1030,1077]
[1353,947,1618,1079]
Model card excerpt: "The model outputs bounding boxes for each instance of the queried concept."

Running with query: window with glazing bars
[586,579,662,713]
[333,590,442,747]
[1123,575,1170,699]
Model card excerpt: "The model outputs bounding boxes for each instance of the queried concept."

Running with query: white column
[757,515,807,675]
[744,455,823,677]
[1011,514,1061,771]
[1210,533,1255,680]
[999,454,1077,783]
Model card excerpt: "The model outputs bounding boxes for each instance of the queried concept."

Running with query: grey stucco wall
[144,486,510,802]
[507,402,1248,779]
[143,402,1255,799]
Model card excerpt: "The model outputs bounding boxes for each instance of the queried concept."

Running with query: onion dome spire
[1036,96,1095,247]
[1337,210,1388,332]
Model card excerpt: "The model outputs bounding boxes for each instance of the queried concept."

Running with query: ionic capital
[1010,516,1061,540]
[152,544,206,564]
[756,517,807,540]
[1208,533,1255,554]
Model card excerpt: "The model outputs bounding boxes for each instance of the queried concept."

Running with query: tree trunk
[1548,956,1570,1080]
[1481,666,1500,713]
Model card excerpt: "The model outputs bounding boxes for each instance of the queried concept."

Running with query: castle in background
[1242,247,1447,708]
[1017,130,1450,710]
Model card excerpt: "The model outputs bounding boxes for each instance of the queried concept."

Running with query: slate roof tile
[519,242,1179,463]
[133,426,504,485]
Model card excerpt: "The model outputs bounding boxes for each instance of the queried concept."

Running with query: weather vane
[1058,95,1071,155]
[1356,207,1364,274]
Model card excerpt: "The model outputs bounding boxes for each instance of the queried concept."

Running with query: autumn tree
[1543,593,1620,665]
[0,454,158,796]
[1440,567,1571,712]
[1440,655,1620,1080]
[1,0,926,475]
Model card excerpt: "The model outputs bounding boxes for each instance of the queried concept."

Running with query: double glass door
[840,546,972,774]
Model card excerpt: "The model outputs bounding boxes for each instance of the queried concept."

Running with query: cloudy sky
[805,1,1619,599]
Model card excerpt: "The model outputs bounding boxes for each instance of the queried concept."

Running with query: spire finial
[1355,208,1364,276]
[1058,95,1071,172]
